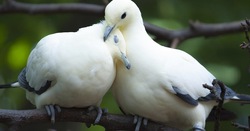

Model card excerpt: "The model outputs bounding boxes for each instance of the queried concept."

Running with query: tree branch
[0,0,105,15]
[145,21,247,46]
[0,108,180,131]
[0,106,237,131]
[0,0,249,47]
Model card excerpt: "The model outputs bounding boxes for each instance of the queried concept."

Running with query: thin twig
[232,121,250,131]
[213,80,226,131]
[231,19,250,131]
[203,79,226,131]
[240,19,250,52]
[170,38,180,48]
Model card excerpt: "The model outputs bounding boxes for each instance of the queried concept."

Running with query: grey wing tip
[172,86,198,106]
[18,68,32,89]
[17,67,52,95]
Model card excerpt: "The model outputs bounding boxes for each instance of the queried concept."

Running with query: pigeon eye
[121,12,127,19]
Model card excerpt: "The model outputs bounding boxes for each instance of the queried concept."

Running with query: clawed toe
[87,106,104,125]
[133,115,148,131]
[143,118,148,126]
[45,104,61,124]
[94,107,102,124]
[102,108,108,115]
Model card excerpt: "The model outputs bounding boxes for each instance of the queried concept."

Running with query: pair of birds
[1,0,250,130]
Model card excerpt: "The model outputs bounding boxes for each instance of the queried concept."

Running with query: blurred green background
[0,0,250,130]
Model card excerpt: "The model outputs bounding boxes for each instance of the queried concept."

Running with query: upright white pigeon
[0,21,131,124]
[103,0,250,130]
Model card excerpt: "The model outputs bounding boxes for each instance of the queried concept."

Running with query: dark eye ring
[121,12,127,19]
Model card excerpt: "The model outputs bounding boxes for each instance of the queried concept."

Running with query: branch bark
[0,0,249,47]
[145,21,247,47]
[0,108,180,131]
[0,107,237,131]
[0,0,104,15]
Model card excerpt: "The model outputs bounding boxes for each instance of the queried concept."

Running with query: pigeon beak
[104,25,115,41]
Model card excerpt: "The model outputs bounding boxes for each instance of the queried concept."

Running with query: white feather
[24,22,127,109]
[105,0,220,130]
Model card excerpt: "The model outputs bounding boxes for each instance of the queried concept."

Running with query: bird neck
[122,17,154,48]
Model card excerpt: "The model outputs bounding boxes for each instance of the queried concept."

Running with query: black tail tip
[0,81,19,89]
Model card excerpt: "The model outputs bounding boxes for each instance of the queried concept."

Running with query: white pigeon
[103,0,250,130]
[0,21,130,124]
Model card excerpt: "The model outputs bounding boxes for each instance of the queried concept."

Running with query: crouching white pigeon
[0,21,131,125]
[103,0,250,130]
